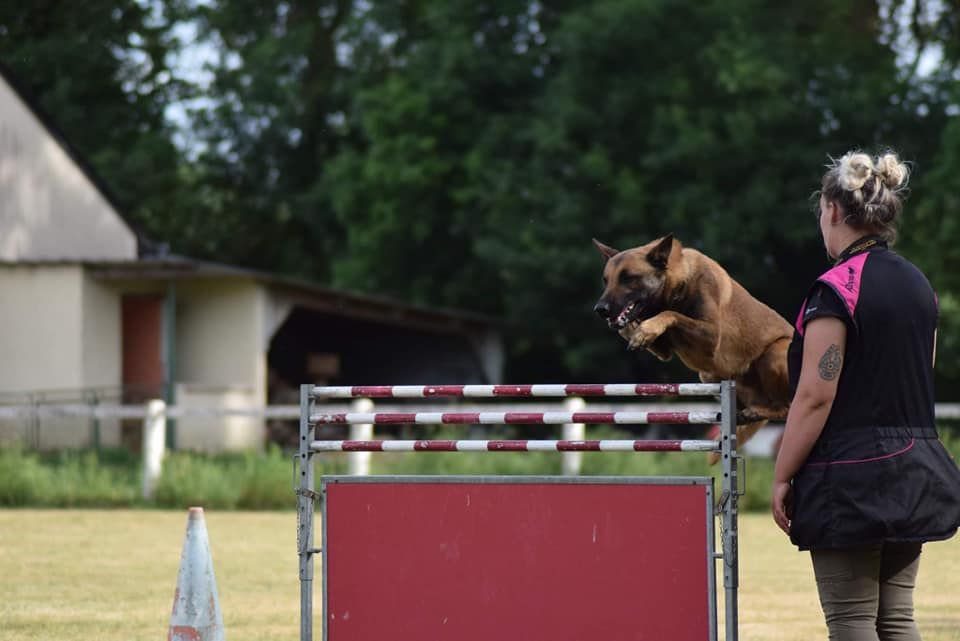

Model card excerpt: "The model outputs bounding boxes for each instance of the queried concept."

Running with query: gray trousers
[810,542,922,641]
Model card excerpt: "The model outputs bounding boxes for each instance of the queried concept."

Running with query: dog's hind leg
[737,405,787,423]
[737,420,766,447]
[750,335,792,418]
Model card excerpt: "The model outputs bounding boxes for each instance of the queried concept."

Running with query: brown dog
[593,234,792,460]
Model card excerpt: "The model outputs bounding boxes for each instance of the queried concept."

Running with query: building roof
[85,255,500,335]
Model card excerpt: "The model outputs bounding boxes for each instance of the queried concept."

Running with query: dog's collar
[835,235,887,265]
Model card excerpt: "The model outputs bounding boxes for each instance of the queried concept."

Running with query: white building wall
[81,272,122,389]
[175,278,268,451]
[0,267,125,448]
[0,76,137,261]
[0,270,276,451]
[0,265,85,391]
[80,272,123,447]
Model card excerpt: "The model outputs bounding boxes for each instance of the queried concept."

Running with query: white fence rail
[2,399,958,497]
[0,401,731,420]
[3,401,957,422]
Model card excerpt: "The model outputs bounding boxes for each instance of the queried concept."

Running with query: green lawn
[0,509,957,640]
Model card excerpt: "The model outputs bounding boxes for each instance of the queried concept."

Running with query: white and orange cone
[168,507,225,641]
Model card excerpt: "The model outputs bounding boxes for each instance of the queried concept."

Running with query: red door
[121,296,165,403]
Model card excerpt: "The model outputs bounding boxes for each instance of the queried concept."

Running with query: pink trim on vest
[795,297,808,336]
[806,438,916,466]
[817,252,869,318]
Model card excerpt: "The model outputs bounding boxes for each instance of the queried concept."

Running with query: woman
[772,150,960,641]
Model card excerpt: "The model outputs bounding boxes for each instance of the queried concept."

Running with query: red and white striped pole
[311,383,720,399]
[310,410,720,425]
[310,439,719,452]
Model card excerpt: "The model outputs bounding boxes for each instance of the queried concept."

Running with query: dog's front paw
[618,322,643,350]
[620,319,660,351]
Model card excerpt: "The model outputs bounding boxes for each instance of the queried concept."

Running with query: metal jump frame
[296,380,740,641]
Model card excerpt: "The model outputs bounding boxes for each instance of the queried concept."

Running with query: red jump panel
[324,480,712,641]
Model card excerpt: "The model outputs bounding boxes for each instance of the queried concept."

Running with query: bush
[0,446,139,507]
[0,445,301,509]
[0,423,956,511]
[235,447,297,509]
[0,445,48,506]
[45,450,139,507]
[153,445,303,510]
[153,453,243,509]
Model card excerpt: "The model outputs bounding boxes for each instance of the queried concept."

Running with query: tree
[165,0,363,276]
[885,0,960,389]
[326,1,546,308]
[9,1,959,393]
[324,0,954,383]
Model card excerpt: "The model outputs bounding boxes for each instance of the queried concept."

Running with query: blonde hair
[821,150,910,243]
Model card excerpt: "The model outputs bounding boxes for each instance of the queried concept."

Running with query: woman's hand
[771,480,793,535]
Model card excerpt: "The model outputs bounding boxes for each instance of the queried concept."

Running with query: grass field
[0,509,957,640]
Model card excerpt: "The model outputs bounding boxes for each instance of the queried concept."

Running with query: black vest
[788,237,937,433]
[786,237,960,550]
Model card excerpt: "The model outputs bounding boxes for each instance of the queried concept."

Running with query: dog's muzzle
[595,300,639,329]
[594,301,612,320]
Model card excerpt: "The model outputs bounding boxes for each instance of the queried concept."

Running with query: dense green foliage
[2,1,959,388]
[2,427,958,510]
[0,442,773,511]
[0,445,303,509]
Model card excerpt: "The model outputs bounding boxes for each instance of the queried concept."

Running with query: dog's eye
[619,272,636,285]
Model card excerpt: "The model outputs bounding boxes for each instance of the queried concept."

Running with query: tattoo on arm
[818,344,842,381]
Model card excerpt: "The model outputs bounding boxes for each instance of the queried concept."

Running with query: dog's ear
[646,233,676,270]
[592,239,619,260]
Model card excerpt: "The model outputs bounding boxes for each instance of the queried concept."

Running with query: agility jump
[297,380,741,641]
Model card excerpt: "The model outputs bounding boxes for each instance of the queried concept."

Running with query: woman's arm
[771,316,847,534]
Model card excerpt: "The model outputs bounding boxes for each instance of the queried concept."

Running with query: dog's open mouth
[610,301,642,329]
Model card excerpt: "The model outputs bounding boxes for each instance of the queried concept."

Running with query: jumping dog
[593,234,792,461]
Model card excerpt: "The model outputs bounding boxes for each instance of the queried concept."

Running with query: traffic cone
[168,507,225,641]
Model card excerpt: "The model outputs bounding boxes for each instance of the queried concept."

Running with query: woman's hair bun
[874,152,909,190]
[837,152,874,192]
[821,148,908,244]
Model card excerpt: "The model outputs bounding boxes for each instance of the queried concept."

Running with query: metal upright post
[142,400,166,500]
[561,396,586,476]
[298,384,316,641]
[348,397,374,476]
[720,380,739,641]
[164,282,178,450]
[89,392,101,452]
